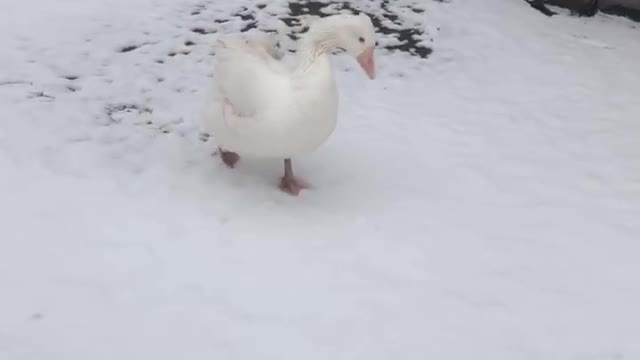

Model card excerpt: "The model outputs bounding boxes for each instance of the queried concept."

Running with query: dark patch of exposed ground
[184,0,436,59]
[526,0,559,16]
[527,0,640,21]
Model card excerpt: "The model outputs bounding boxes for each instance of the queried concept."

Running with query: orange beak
[356,46,376,80]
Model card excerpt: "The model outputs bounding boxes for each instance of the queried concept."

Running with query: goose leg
[218,147,240,168]
[280,158,308,196]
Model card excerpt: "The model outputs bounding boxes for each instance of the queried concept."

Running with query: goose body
[204,13,376,195]
[208,41,338,158]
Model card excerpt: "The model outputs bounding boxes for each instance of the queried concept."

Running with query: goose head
[333,13,377,79]
[302,13,377,79]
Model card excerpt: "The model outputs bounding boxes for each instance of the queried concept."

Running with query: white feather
[204,14,375,158]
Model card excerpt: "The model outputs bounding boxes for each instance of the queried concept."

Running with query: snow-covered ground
[1,0,639,359]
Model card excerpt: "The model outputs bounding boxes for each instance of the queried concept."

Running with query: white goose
[205,13,376,195]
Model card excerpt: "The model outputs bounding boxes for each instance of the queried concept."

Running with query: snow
[1,0,640,359]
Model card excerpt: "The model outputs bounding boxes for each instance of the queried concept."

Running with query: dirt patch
[186,0,436,59]
[526,0,559,16]
[105,103,153,124]
[531,0,640,20]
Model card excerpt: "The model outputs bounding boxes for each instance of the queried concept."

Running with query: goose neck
[295,23,339,73]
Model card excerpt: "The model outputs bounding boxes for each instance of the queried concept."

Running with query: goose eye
[358,36,365,43]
